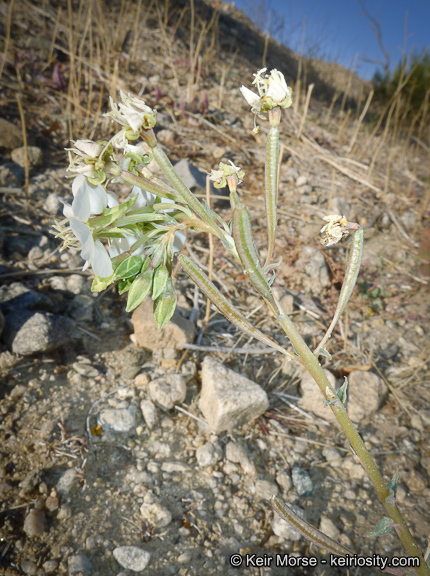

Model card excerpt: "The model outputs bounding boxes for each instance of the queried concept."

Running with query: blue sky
[234,0,430,79]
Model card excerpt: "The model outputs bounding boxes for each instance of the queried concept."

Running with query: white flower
[320,214,349,246]
[208,161,245,188]
[70,219,113,277]
[240,68,293,120]
[105,91,157,133]
[72,139,103,158]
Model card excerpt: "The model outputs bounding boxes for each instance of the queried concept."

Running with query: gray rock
[131,298,195,351]
[2,311,74,355]
[319,516,340,539]
[254,478,278,500]
[0,118,23,149]
[276,471,292,493]
[296,175,308,187]
[113,546,151,572]
[23,509,45,537]
[161,461,189,473]
[140,399,158,429]
[66,274,84,295]
[11,145,44,168]
[140,502,172,527]
[225,442,256,476]
[67,553,92,575]
[347,371,388,423]
[148,374,186,410]
[0,282,52,312]
[56,469,77,494]
[322,447,343,467]
[299,368,337,423]
[291,466,313,496]
[20,560,37,575]
[272,503,305,541]
[43,192,61,215]
[296,246,330,289]
[199,357,269,432]
[330,197,350,218]
[42,561,58,574]
[341,457,366,480]
[196,442,222,467]
[400,210,417,231]
[173,158,215,193]
[98,407,136,433]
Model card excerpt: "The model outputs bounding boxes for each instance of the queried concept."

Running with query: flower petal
[87,182,108,214]
[71,176,91,221]
[240,86,261,110]
[107,191,119,208]
[173,230,186,253]
[129,186,157,209]
[92,240,113,277]
[70,219,94,262]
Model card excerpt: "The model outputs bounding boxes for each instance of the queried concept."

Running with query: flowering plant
[54,72,429,575]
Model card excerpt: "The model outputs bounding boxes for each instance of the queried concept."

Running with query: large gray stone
[199,357,269,432]
[98,407,136,433]
[2,310,74,355]
[113,546,151,572]
[11,146,44,168]
[347,371,388,423]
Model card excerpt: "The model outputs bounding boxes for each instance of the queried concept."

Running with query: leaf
[317,348,332,359]
[153,278,177,330]
[91,275,113,292]
[336,377,348,404]
[125,269,153,313]
[152,264,169,300]
[113,255,144,281]
[368,517,395,537]
[118,277,134,295]
[386,471,399,503]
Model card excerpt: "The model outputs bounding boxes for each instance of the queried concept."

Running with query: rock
[0,282,52,312]
[161,461,189,473]
[2,310,74,355]
[140,399,158,429]
[347,371,388,423]
[341,457,366,480]
[11,146,44,168]
[21,560,37,575]
[299,368,337,423]
[330,197,350,218]
[225,442,256,476]
[322,447,343,467]
[0,118,23,149]
[276,470,293,493]
[280,165,299,182]
[156,129,175,145]
[148,374,186,410]
[400,210,417,231]
[42,561,58,574]
[98,407,136,433]
[113,546,151,572]
[319,516,340,539]
[291,466,313,496]
[66,274,84,295]
[45,496,59,511]
[173,158,214,193]
[23,509,45,537]
[272,504,305,541]
[199,357,269,432]
[67,553,92,575]
[131,299,195,351]
[196,442,222,467]
[254,478,278,500]
[405,468,427,492]
[296,246,330,289]
[296,175,308,187]
[56,469,77,495]
[140,502,172,527]
[43,192,61,215]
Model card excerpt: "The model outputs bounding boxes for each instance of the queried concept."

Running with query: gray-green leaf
[113,255,144,281]
[125,269,153,312]
[368,517,395,537]
[153,278,177,329]
[152,264,169,300]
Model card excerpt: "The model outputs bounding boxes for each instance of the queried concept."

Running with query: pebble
[161,461,189,473]
[0,118,23,149]
[66,274,84,295]
[140,399,158,429]
[254,478,278,500]
[196,442,222,467]
[347,371,388,423]
[341,458,366,480]
[20,559,37,575]
[11,145,44,168]
[272,503,305,541]
[67,553,92,575]
[2,310,74,355]
[173,158,215,193]
[73,362,99,377]
[276,471,292,493]
[199,357,269,432]
[131,298,195,351]
[113,546,151,571]
[330,196,350,218]
[405,468,427,492]
[319,516,340,539]
[43,192,61,215]
[56,469,77,495]
[291,466,313,496]
[23,509,45,537]
[148,374,186,410]
[322,447,343,467]
[98,407,136,433]
[296,175,308,187]
[296,246,330,290]
[225,442,256,476]
[140,502,172,527]
[42,560,58,574]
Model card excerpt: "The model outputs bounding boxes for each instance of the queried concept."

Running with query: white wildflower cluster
[320,215,350,246]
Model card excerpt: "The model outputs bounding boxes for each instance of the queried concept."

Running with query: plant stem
[274,299,429,575]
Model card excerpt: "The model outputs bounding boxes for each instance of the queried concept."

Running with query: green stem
[151,145,224,241]
[264,124,279,267]
[274,300,429,575]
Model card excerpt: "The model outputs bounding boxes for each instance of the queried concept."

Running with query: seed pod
[315,228,363,355]
[232,204,276,309]
[179,255,292,358]
[264,125,279,266]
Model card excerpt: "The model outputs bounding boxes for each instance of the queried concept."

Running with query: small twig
[176,343,278,354]
[16,94,29,196]
[175,405,211,429]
